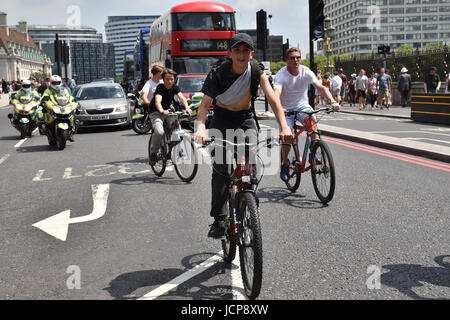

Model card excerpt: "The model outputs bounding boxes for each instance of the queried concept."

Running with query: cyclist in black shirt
[193,33,291,238]
[148,68,192,165]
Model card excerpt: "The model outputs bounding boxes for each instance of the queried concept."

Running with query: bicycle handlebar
[285,107,335,117]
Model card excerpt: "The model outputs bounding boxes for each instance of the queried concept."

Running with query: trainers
[208,218,226,238]
[149,153,157,166]
[280,164,290,182]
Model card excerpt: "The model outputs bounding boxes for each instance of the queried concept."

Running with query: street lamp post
[323,16,335,74]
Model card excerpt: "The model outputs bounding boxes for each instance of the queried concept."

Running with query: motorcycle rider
[40,75,78,142]
[13,79,41,101]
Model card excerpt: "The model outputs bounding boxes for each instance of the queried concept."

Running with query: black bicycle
[149,108,198,182]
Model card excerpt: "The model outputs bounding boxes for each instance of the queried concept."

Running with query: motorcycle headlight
[116,105,128,112]
[52,105,61,113]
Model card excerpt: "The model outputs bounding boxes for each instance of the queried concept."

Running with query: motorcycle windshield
[19,95,33,104]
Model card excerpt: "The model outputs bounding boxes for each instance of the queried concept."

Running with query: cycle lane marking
[323,137,450,172]
[0,153,10,165]
[231,248,247,300]
[13,129,38,148]
[138,251,224,300]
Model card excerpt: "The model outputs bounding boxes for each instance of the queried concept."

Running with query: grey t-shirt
[356,75,368,91]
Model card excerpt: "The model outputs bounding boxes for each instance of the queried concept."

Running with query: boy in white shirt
[141,65,165,108]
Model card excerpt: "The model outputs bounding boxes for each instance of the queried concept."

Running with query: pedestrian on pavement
[398,67,412,107]
[322,72,331,104]
[356,69,369,110]
[376,67,392,110]
[1,78,7,94]
[338,68,347,106]
[331,71,342,105]
[445,70,450,94]
[315,69,322,106]
[368,72,378,110]
[385,69,393,107]
[348,73,357,107]
[69,73,77,92]
[424,66,441,94]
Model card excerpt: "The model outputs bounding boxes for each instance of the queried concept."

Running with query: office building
[105,15,159,76]
[319,0,450,56]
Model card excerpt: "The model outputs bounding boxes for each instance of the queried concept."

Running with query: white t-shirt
[273,65,318,109]
[331,75,342,90]
[141,78,163,102]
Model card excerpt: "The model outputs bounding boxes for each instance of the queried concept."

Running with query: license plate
[90,115,109,120]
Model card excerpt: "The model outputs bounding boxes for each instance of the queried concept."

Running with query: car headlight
[115,105,128,112]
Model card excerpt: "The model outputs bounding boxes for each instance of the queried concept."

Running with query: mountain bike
[149,107,198,182]
[283,107,336,203]
[201,136,273,300]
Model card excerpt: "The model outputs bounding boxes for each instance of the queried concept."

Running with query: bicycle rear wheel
[222,196,237,263]
[284,143,301,192]
[238,191,262,300]
[173,136,198,182]
[149,133,167,176]
[310,140,336,203]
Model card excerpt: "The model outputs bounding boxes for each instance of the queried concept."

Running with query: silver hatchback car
[74,82,132,127]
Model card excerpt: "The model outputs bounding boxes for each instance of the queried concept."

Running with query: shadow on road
[104,252,233,300]
[257,187,327,209]
[381,255,450,300]
[110,174,192,187]
[15,145,61,153]
[77,125,131,134]
[0,135,20,141]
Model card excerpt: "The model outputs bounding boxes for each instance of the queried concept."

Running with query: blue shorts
[284,105,317,130]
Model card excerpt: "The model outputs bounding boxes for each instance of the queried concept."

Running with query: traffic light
[309,0,325,30]
[378,45,391,54]
[54,39,62,63]
[256,9,267,50]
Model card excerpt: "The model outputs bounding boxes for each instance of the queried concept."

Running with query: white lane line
[0,154,10,165]
[138,251,224,300]
[231,248,248,300]
[14,138,27,148]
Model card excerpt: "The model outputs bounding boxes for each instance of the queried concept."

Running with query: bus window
[172,13,235,31]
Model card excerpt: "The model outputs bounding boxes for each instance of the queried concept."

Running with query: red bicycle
[283,107,336,203]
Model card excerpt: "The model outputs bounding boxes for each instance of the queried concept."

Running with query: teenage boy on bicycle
[193,33,292,238]
[273,48,340,182]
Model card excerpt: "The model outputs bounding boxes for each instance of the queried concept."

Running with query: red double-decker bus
[149,1,236,74]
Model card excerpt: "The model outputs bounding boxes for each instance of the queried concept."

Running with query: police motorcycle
[180,93,214,132]
[39,76,81,150]
[7,80,42,139]
[131,92,153,134]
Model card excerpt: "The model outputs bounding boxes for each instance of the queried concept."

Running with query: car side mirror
[74,97,80,102]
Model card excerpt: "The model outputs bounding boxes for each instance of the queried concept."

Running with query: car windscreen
[177,76,206,93]
[79,87,124,100]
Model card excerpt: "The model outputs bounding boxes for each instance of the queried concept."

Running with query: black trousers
[209,110,258,218]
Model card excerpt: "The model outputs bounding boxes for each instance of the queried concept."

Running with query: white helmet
[50,75,62,90]
[21,79,32,94]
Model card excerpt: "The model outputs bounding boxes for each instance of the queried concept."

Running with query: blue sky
[2,0,310,56]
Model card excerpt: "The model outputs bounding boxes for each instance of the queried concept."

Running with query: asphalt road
[0,105,449,300]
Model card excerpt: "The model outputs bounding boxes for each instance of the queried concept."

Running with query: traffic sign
[313,26,324,39]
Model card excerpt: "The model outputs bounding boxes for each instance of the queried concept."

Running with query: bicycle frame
[290,116,320,173]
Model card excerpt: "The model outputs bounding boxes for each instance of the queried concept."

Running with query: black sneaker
[149,153,157,166]
[208,218,226,238]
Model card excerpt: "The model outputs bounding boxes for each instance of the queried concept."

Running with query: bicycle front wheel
[149,133,167,176]
[310,140,336,203]
[285,143,301,192]
[173,136,198,182]
[238,191,262,300]
[222,196,237,263]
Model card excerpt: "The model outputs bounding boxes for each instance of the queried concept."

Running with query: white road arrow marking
[32,184,110,241]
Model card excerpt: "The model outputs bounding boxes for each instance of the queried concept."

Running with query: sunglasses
[51,82,61,85]
[289,56,301,60]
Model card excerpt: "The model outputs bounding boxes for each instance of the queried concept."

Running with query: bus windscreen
[171,12,235,31]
